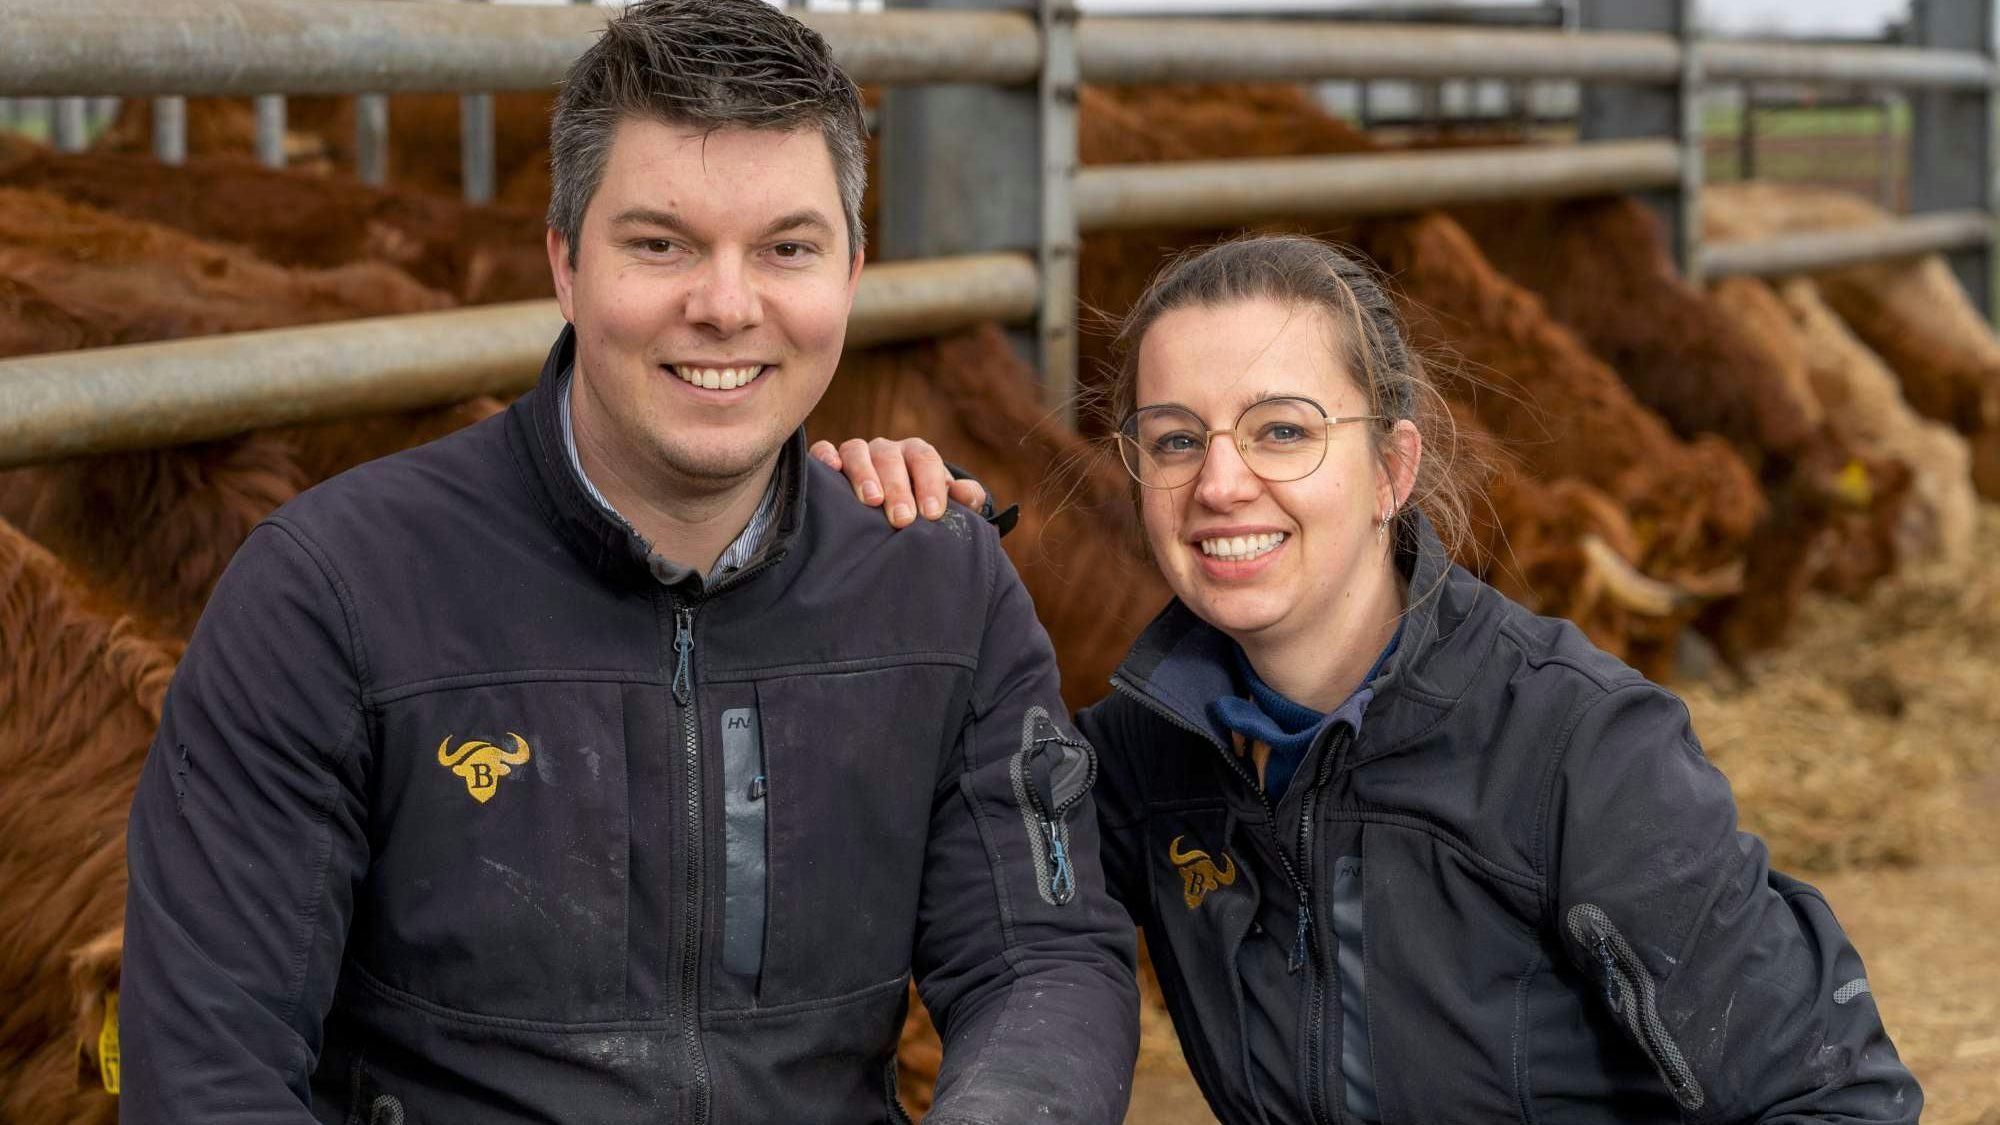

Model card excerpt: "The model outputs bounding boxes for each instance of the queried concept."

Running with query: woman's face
[1133,297,1413,648]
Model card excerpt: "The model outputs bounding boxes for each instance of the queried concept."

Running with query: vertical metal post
[20,98,50,144]
[254,94,287,168]
[1738,83,1758,180]
[52,97,89,152]
[461,93,496,204]
[1876,93,1898,208]
[879,0,1046,381]
[153,97,188,165]
[356,93,390,186]
[1910,0,1996,318]
[1038,0,1079,420]
[1578,0,1703,283]
[88,97,119,134]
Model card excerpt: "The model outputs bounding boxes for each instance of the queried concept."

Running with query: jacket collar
[1112,510,1492,764]
[506,325,808,592]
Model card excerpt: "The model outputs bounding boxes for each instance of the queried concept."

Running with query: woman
[817,234,1918,1123]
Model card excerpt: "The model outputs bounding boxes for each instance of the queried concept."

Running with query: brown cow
[0,145,550,306]
[0,188,454,340]
[0,195,496,638]
[0,517,176,1125]
[1448,194,1920,651]
[1706,180,2000,500]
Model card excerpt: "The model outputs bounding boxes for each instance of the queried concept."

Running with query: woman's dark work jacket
[1078,513,1920,1125]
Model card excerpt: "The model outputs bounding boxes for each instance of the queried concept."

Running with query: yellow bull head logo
[1169,835,1237,909]
[437,733,532,804]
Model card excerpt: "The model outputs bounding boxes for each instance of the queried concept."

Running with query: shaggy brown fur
[278,397,508,487]
[0,188,454,341]
[1351,212,1765,669]
[1449,195,1921,651]
[1706,181,2000,498]
[1766,276,1977,570]
[0,518,176,1125]
[0,147,550,305]
[0,191,478,639]
[1450,196,1821,466]
[0,438,307,641]
[0,275,117,358]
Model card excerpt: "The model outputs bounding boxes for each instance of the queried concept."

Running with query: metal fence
[0,0,1994,467]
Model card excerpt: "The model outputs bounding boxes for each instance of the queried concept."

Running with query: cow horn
[1579,535,1696,616]
[437,735,474,767]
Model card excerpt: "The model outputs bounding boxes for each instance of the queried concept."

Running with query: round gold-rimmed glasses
[1116,396,1381,490]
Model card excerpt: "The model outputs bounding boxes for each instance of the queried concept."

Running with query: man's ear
[844,245,866,316]
[547,227,576,323]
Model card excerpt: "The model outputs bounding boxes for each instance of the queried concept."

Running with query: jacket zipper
[1022,736,1098,905]
[1298,725,1352,1125]
[664,550,786,1122]
[1565,904,1706,1112]
[671,602,710,1121]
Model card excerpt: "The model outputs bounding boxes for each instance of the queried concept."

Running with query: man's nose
[685,255,762,335]
[1192,434,1261,509]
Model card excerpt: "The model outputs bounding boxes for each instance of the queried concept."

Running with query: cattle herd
[3,84,1998,1122]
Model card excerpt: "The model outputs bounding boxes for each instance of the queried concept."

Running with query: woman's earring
[1377,508,1392,544]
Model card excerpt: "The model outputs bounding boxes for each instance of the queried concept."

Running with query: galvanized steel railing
[0,0,1993,463]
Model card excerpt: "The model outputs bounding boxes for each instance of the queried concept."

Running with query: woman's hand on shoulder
[809,436,990,529]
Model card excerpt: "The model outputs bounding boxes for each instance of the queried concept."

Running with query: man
[118,2,1138,1120]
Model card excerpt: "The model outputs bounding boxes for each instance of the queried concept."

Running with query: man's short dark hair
[548,0,868,266]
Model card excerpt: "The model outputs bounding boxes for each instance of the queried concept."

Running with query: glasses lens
[1120,406,1208,488]
[1238,398,1329,483]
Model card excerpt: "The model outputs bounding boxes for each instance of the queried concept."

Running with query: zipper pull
[1595,934,1623,1014]
[672,607,695,706]
[749,774,767,801]
[1044,820,1076,905]
[1289,900,1310,973]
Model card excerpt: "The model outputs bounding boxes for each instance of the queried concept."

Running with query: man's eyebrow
[607,207,686,231]
[759,210,835,239]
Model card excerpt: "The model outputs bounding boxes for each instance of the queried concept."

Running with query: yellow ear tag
[98,992,120,1095]
[1836,459,1873,508]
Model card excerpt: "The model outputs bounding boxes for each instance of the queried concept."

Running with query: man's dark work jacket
[1079,514,1919,1125]
[120,329,1139,1124]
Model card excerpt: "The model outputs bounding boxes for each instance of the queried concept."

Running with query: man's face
[549,117,861,491]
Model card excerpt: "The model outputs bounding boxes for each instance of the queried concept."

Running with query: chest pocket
[356,679,636,1022]
[746,664,959,1007]
[1144,806,1258,1073]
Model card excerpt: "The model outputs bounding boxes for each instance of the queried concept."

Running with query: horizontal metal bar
[3,1,1990,96]
[0,1,1038,96]
[1073,139,1681,232]
[1079,20,1682,83]
[1700,210,1996,279]
[0,254,1039,469]
[1702,40,1994,89]
[846,252,1039,349]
